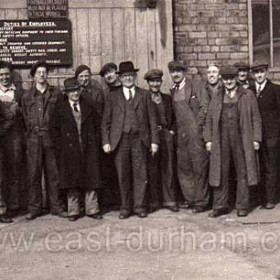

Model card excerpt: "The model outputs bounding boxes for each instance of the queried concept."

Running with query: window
[249,0,280,68]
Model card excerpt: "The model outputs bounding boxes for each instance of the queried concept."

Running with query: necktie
[128,89,132,101]
[73,102,79,112]
[175,84,179,91]
[257,84,262,94]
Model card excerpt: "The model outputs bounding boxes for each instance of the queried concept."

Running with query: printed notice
[0,20,72,66]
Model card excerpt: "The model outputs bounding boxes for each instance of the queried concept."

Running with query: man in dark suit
[144,69,178,213]
[51,78,102,221]
[250,60,280,209]
[102,61,159,219]
[234,62,254,89]
[0,61,25,222]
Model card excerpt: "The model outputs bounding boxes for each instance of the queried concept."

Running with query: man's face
[147,78,162,94]
[0,67,11,87]
[207,66,220,85]
[119,72,136,88]
[104,68,118,85]
[169,69,185,84]
[253,69,267,84]
[77,69,90,87]
[34,67,48,85]
[68,90,81,102]
[237,69,248,82]
[222,76,237,90]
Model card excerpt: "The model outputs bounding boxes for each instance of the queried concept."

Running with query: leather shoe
[0,215,13,223]
[263,203,275,210]
[208,208,228,218]
[192,206,207,214]
[68,215,79,222]
[26,212,40,220]
[237,209,248,217]
[179,201,192,209]
[88,213,103,220]
[52,211,68,218]
[168,206,179,212]
[7,209,19,218]
[137,211,148,218]
[119,212,130,220]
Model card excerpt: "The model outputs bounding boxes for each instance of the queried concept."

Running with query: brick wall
[173,0,249,78]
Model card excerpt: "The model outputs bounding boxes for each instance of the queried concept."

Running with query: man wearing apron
[168,61,209,213]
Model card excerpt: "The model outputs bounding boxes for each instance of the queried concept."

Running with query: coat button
[69,143,73,147]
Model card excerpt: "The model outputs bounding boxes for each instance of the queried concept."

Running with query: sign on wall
[27,0,68,19]
[0,20,72,67]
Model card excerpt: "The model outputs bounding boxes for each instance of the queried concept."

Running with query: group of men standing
[0,57,279,223]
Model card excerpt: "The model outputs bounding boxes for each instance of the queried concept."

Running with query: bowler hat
[75,65,91,78]
[220,65,238,77]
[168,61,187,71]
[117,61,139,74]
[99,62,117,76]
[63,78,82,93]
[144,69,163,80]
[250,59,269,72]
[234,61,249,71]
[30,61,49,77]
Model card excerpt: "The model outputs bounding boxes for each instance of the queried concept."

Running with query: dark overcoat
[50,95,101,190]
[204,86,262,187]
[101,86,159,151]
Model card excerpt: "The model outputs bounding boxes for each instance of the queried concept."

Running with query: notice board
[0,20,72,67]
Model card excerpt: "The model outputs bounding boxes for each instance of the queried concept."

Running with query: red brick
[217,53,231,59]
[179,25,197,32]
[198,53,216,60]
[189,32,207,38]
[230,53,248,59]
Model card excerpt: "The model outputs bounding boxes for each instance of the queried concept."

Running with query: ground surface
[1,206,280,280]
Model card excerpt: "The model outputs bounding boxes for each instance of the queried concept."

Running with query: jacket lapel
[64,98,77,127]
[115,88,125,112]
[133,87,142,110]
[80,97,92,124]
[184,79,192,104]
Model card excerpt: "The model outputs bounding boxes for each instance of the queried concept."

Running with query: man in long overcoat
[51,78,102,221]
[204,65,262,217]
[249,60,280,209]
[102,61,159,219]
[168,61,209,213]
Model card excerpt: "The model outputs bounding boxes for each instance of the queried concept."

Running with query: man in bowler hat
[102,61,159,219]
[249,60,280,209]
[144,69,178,213]
[22,61,67,220]
[51,78,102,221]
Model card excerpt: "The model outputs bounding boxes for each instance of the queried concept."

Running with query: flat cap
[220,65,238,77]
[75,64,91,78]
[168,61,187,71]
[250,58,269,71]
[234,61,249,70]
[30,61,49,77]
[99,62,117,76]
[63,78,82,93]
[144,69,163,80]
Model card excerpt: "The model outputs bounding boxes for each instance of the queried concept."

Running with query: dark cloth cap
[168,61,187,71]
[234,61,249,70]
[144,69,163,80]
[117,61,139,74]
[63,78,82,93]
[75,64,91,78]
[30,61,50,77]
[250,59,269,71]
[99,62,117,76]
[220,65,238,77]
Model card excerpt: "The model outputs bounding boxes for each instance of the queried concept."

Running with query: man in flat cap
[0,61,25,221]
[50,78,102,221]
[102,61,159,219]
[168,61,209,213]
[199,63,223,128]
[144,69,178,213]
[234,61,254,89]
[205,65,262,217]
[249,60,280,209]
[22,61,67,220]
[99,62,121,95]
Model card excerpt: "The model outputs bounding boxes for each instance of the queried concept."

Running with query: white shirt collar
[255,79,267,93]
[0,83,16,93]
[69,100,80,111]
[172,78,186,91]
[123,86,136,100]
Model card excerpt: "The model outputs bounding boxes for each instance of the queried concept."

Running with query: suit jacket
[102,86,159,151]
[50,95,101,190]
[249,79,280,139]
